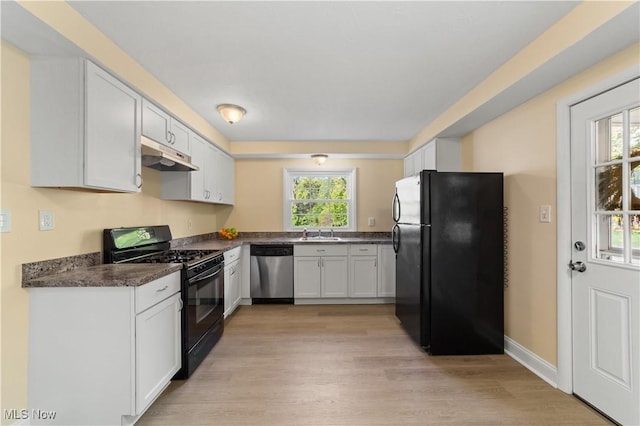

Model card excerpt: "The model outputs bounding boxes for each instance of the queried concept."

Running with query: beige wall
[460,43,639,365]
[227,158,402,232]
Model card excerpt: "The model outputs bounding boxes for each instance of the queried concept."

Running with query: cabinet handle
[359,248,368,251]
[156,285,169,292]
[375,259,377,267]
[178,297,183,311]
[166,131,172,143]
[318,259,321,268]
[136,173,143,189]
[171,132,176,144]
[316,249,325,252]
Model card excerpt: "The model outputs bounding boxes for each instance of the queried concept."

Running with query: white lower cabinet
[293,243,395,302]
[377,244,396,297]
[294,245,349,298]
[27,271,182,426]
[349,245,378,298]
[224,247,242,317]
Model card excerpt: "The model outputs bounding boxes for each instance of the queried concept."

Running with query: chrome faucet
[329,228,334,238]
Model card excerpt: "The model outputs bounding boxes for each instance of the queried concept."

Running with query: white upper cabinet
[31,59,142,192]
[141,99,190,155]
[403,137,460,177]
[161,134,234,205]
[214,151,235,205]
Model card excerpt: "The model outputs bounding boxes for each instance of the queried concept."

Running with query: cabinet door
[231,263,242,311]
[224,267,232,317]
[412,150,423,175]
[141,99,171,146]
[377,245,396,297]
[85,62,142,192]
[403,156,413,177]
[217,152,235,205]
[189,134,208,201]
[135,292,181,414]
[422,141,436,170]
[170,119,191,155]
[294,257,321,298]
[349,256,378,298]
[321,256,349,297]
[204,143,219,203]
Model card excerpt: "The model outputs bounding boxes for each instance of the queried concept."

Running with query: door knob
[569,261,587,272]
[574,241,586,251]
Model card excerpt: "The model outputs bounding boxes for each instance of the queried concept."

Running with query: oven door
[187,263,224,349]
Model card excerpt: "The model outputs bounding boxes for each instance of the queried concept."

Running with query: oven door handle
[190,267,223,283]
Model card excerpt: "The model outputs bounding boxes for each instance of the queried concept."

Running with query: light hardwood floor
[138,304,610,426]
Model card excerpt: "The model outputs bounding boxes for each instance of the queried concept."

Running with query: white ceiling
[2,1,639,144]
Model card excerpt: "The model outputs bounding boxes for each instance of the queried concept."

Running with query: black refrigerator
[392,170,504,355]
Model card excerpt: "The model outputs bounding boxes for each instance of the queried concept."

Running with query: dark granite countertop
[22,233,391,288]
[23,263,183,288]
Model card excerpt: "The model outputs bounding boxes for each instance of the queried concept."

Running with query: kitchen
[2,1,640,425]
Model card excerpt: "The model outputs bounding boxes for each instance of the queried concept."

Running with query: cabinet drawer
[135,271,181,314]
[350,244,378,256]
[294,244,348,257]
[224,246,241,263]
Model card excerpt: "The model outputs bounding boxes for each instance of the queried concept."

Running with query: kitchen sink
[298,237,342,242]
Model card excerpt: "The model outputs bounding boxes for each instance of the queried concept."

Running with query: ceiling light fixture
[216,104,246,124]
[311,154,328,165]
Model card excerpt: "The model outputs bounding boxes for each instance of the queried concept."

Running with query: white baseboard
[504,335,558,388]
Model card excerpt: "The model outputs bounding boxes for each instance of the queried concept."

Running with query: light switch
[368,217,376,226]
[39,210,55,231]
[539,205,551,223]
[0,209,11,233]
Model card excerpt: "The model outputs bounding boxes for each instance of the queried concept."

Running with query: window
[283,168,356,231]
[594,106,640,265]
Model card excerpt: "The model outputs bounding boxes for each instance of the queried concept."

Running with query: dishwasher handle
[250,244,294,256]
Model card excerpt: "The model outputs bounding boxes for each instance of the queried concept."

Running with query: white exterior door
[570,77,640,425]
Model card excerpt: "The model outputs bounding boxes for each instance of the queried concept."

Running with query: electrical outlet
[368,217,376,227]
[39,210,55,231]
[0,209,11,233]
[539,205,551,223]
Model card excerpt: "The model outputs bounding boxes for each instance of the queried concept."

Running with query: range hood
[141,136,199,172]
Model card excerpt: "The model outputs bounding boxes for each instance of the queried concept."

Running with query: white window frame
[283,168,357,232]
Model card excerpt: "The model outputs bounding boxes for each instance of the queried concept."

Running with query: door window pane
[632,214,640,266]
[596,165,623,211]
[630,107,639,153]
[631,160,640,210]
[596,113,623,162]
[596,214,625,263]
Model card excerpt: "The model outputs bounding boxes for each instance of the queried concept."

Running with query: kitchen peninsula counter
[23,263,182,288]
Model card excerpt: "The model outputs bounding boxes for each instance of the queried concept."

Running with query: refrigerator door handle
[392,224,400,254]
[392,191,400,223]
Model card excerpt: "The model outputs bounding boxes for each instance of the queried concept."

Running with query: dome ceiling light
[311,154,328,165]
[216,104,246,124]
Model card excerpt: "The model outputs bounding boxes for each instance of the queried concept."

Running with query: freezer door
[394,174,422,225]
[395,223,428,348]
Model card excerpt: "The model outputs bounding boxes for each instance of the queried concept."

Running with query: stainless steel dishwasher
[250,244,294,304]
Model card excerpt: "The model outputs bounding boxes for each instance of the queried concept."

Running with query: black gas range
[103,225,224,379]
